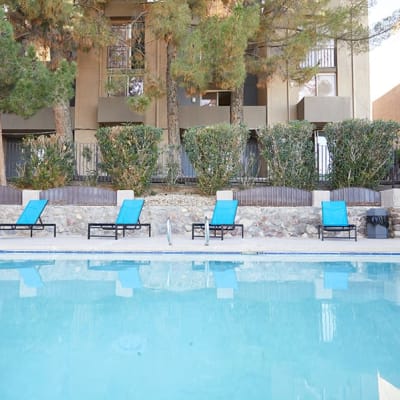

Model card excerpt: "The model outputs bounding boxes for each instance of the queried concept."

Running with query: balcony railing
[5,141,400,187]
[301,46,336,69]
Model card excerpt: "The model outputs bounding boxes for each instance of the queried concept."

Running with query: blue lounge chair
[88,199,151,239]
[192,200,244,240]
[0,199,56,237]
[318,200,357,241]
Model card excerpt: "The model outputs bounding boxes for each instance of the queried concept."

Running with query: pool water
[0,254,400,400]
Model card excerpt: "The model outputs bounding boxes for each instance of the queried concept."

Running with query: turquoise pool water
[0,253,400,400]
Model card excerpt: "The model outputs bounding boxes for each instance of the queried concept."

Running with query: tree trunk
[166,41,180,147]
[166,40,182,176]
[230,85,244,125]
[53,99,73,140]
[0,116,7,185]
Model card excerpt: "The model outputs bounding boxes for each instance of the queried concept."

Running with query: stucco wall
[373,84,400,122]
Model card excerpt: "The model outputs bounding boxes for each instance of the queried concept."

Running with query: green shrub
[16,135,74,189]
[183,123,249,195]
[96,124,162,194]
[324,119,400,189]
[258,120,317,190]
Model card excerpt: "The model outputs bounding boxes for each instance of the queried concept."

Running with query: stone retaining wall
[0,194,391,239]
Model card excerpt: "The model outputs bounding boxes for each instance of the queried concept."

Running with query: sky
[369,0,400,101]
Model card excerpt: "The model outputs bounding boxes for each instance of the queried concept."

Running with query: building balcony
[179,105,267,130]
[301,46,336,69]
[97,97,144,124]
[297,96,352,125]
[1,108,74,133]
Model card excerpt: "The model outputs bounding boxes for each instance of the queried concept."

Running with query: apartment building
[373,84,400,122]
[2,0,371,179]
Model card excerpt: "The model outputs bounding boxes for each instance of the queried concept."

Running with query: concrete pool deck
[1,234,400,254]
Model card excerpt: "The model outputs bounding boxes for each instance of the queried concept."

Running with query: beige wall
[73,1,168,143]
[336,42,371,119]
[143,25,168,130]
[266,79,290,125]
[373,84,400,122]
[73,1,166,144]
[74,49,101,143]
[104,1,146,17]
[265,43,370,127]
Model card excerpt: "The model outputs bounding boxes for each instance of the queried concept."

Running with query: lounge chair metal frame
[0,199,56,237]
[192,222,244,240]
[318,224,357,241]
[192,200,244,240]
[318,200,357,241]
[88,222,151,240]
[87,199,151,240]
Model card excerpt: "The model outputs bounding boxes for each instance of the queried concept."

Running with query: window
[200,91,231,106]
[299,73,336,98]
[107,18,145,97]
[299,40,337,100]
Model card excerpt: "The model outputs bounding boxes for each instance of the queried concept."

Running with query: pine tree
[3,0,113,139]
[148,0,192,148]
[152,0,399,136]
[0,8,54,185]
[173,2,259,124]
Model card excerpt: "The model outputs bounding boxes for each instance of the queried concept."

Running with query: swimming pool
[0,253,399,400]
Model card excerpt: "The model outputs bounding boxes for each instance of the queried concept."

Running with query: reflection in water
[320,302,336,342]
[0,260,53,297]
[192,260,241,299]
[323,262,355,290]
[88,260,149,297]
[0,257,399,399]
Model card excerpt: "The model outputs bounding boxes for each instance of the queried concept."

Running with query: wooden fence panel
[40,186,117,205]
[0,186,22,204]
[234,186,312,206]
[330,187,381,206]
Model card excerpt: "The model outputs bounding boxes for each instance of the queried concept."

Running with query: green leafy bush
[96,124,162,194]
[16,135,74,189]
[258,120,317,190]
[183,123,249,195]
[324,119,400,189]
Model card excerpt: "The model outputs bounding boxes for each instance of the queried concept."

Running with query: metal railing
[301,46,336,69]
[5,140,400,187]
[5,140,22,179]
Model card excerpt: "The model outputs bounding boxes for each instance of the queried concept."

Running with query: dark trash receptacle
[366,208,389,239]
